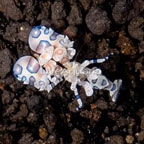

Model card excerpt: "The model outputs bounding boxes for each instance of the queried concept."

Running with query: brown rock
[92,109,102,121]
[141,116,144,130]
[139,41,144,54]
[18,133,33,144]
[126,135,134,144]
[137,130,144,142]
[67,4,83,25]
[64,26,78,38]
[51,0,66,20]
[116,31,137,56]
[109,135,124,144]
[18,23,32,43]
[85,7,111,35]
[39,127,48,140]
[128,16,144,41]
[0,49,12,79]
[0,0,23,21]
[3,22,19,43]
[23,0,38,25]
[94,99,108,110]
[79,0,91,11]
[112,1,128,24]
[71,128,84,144]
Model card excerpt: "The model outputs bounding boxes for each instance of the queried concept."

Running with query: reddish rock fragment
[80,110,93,119]
[116,31,137,55]
[92,109,102,121]
[63,26,78,38]
[126,135,134,144]
[39,127,48,140]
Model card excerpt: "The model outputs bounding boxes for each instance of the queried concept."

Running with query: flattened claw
[13,56,49,90]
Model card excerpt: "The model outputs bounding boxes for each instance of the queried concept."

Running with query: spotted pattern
[111,83,116,91]
[92,79,97,84]
[21,76,26,82]
[76,95,80,99]
[29,76,36,86]
[50,32,58,41]
[93,86,99,89]
[101,79,107,86]
[44,28,49,34]
[59,39,64,45]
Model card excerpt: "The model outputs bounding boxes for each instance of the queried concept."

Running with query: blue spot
[92,79,97,84]
[36,26,42,29]
[44,28,49,34]
[77,106,81,111]
[21,76,26,82]
[111,83,116,91]
[76,95,80,99]
[93,86,99,89]
[59,39,64,45]
[13,64,23,78]
[39,80,45,85]
[50,32,58,41]
[101,79,107,86]
[39,81,45,89]
[29,76,36,86]
[93,59,97,63]
[14,73,18,78]
[31,27,41,38]
[51,82,55,88]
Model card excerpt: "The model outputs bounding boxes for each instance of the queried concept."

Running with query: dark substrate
[0,0,144,144]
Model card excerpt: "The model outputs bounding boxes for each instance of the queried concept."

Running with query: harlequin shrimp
[13,26,122,110]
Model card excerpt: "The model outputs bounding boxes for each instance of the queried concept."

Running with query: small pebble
[39,127,48,140]
[126,135,134,144]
